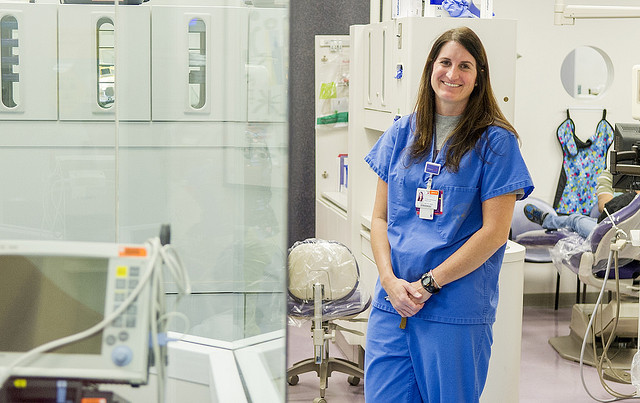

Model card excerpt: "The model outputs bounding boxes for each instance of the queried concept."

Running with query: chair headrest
[288,239,359,302]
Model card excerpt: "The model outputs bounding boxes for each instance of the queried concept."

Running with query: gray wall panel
[288,0,369,247]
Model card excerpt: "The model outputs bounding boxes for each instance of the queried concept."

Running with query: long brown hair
[409,26,517,172]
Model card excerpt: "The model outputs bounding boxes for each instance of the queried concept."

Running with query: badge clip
[424,162,441,176]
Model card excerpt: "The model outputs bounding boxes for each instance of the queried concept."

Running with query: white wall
[496,0,640,295]
[497,0,639,200]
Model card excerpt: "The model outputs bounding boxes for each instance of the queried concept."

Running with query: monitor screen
[614,123,640,152]
[0,255,108,355]
[612,123,640,191]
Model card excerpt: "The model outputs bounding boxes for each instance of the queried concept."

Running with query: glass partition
[0,1,288,401]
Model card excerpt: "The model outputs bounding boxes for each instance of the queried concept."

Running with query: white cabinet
[151,6,247,122]
[314,35,350,245]
[114,6,152,121]
[58,5,150,121]
[359,227,378,301]
[363,21,396,114]
[481,241,525,403]
[315,197,349,247]
[336,228,377,347]
[362,20,397,131]
[0,3,57,120]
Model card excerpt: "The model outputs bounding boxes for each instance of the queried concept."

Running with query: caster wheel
[347,376,360,386]
[287,375,299,386]
[313,398,327,403]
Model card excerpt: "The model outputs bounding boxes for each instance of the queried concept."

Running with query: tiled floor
[286,306,639,402]
[519,306,636,402]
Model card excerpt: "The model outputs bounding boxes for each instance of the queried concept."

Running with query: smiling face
[430,41,478,116]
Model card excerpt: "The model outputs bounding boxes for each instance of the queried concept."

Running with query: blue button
[111,345,133,367]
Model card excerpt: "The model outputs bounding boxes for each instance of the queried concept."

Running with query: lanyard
[425,134,441,191]
[430,132,438,163]
[416,131,443,220]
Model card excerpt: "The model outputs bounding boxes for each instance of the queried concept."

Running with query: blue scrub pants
[364,307,493,403]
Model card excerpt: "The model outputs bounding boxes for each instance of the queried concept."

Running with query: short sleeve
[364,119,403,183]
[480,129,534,202]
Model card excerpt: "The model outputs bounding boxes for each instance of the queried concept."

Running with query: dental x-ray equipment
[0,225,190,403]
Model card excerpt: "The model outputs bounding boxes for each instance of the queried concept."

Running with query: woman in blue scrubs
[364,26,534,402]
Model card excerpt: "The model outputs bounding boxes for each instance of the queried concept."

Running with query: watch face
[421,274,431,289]
[421,273,439,294]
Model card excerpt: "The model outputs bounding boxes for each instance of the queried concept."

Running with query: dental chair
[511,197,580,309]
[286,239,371,403]
[547,194,640,370]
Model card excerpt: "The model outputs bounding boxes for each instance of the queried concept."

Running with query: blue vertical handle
[56,380,67,403]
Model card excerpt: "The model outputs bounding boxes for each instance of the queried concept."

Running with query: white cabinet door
[363,20,396,115]
[151,5,247,122]
[58,5,151,121]
[315,197,349,246]
[0,4,57,120]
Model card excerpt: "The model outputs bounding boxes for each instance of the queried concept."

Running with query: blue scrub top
[365,114,534,324]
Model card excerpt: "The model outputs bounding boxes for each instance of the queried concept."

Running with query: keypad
[105,261,145,350]
[111,264,141,330]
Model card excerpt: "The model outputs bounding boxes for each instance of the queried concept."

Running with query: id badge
[416,188,439,220]
[416,189,439,209]
[419,208,434,220]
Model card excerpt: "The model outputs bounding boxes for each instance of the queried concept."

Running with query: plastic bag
[287,239,371,327]
[550,231,591,275]
[316,41,350,130]
[442,0,477,18]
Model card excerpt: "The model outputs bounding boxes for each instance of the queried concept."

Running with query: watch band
[430,271,441,289]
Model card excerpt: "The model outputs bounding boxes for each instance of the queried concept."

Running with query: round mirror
[560,46,613,98]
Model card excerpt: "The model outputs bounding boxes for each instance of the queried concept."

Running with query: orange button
[119,246,147,257]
